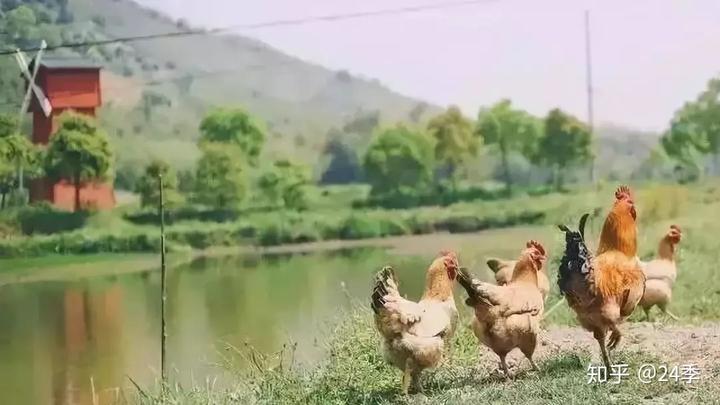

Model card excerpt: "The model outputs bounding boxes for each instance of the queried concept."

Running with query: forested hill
[0,0,662,182]
[0,0,437,163]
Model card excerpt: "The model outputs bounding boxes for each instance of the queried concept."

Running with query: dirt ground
[494,322,720,378]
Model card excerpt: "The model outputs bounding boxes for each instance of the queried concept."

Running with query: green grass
[2,181,719,264]
[122,309,717,404]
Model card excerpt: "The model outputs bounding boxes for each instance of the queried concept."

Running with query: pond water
[0,248,460,405]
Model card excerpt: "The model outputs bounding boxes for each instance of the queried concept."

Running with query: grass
[120,309,717,404]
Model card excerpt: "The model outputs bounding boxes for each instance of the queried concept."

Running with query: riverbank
[2,182,714,260]
[0,225,550,285]
[129,310,720,404]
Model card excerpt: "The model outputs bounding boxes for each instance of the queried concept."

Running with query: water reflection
[0,248,435,405]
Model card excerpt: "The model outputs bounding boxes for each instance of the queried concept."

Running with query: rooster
[370,251,459,394]
[639,225,682,321]
[458,241,546,377]
[558,186,646,369]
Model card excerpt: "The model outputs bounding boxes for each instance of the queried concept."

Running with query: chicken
[557,186,646,369]
[486,257,551,301]
[458,241,547,377]
[639,225,682,321]
[370,251,459,394]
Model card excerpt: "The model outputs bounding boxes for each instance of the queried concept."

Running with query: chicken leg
[402,360,422,395]
[659,303,680,321]
[594,329,611,369]
[499,354,511,378]
[608,325,622,351]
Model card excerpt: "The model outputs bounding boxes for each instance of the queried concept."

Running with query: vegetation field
[82,180,720,404]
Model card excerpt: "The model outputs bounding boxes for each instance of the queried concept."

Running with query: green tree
[0,156,14,209]
[427,106,477,186]
[363,125,435,198]
[193,143,246,209]
[662,77,720,176]
[5,5,37,42]
[135,159,182,208]
[475,99,540,193]
[45,113,113,211]
[199,107,266,165]
[0,114,37,200]
[535,108,592,190]
[258,160,310,210]
[138,90,171,122]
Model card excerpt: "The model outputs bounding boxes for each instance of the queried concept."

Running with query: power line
[0,0,499,56]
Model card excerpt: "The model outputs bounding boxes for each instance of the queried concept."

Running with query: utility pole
[158,174,167,386]
[585,9,596,183]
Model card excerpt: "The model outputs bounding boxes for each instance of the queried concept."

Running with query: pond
[0,226,546,405]
[0,248,473,405]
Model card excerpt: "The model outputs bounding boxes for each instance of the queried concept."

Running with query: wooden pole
[585,9,596,183]
[158,174,167,385]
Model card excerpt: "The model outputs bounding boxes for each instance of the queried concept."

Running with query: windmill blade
[16,41,52,119]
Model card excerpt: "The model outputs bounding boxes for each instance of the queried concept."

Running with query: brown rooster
[459,241,547,377]
[639,225,682,321]
[558,186,646,369]
[370,251,459,394]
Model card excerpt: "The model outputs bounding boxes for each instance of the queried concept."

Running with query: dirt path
[492,322,720,375]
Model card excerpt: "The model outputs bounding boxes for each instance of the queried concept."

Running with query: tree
[662,77,720,176]
[5,5,36,42]
[535,108,592,190]
[199,107,266,165]
[138,90,171,122]
[0,114,37,199]
[45,113,113,211]
[475,99,540,193]
[427,106,477,186]
[320,130,362,184]
[193,143,246,209]
[0,155,14,209]
[363,125,435,198]
[258,160,310,210]
[409,102,428,123]
[135,159,182,208]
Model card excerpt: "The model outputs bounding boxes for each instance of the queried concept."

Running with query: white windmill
[16,40,53,124]
[13,40,52,192]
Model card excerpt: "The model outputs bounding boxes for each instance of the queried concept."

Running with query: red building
[26,57,115,211]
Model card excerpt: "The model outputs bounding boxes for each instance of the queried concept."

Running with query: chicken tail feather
[371,266,397,314]
[458,267,488,307]
[557,214,595,297]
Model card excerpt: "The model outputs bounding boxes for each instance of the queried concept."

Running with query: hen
[486,257,550,301]
[459,241,546,377]
[558,186,645,369]
[370,251,459,394]
[639,225,682,321]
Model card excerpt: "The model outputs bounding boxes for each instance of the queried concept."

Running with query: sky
[136,0,720,132]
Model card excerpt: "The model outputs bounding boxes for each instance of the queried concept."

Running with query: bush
[13,204,89,235]
[339,215,383,240]
[125,206,239,225]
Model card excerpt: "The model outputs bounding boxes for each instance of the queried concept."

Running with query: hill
[0,0,439,174]
[0,1,663,187]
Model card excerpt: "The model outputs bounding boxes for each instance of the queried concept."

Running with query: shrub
[339,215,383,240]
[14,203,89,235]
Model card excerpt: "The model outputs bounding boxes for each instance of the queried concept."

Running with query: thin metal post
[585,10,596,183]
[158,174,167,384]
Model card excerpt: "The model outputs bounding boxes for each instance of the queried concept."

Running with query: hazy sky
[137,0,720,131]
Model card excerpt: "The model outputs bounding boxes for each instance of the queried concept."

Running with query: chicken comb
[615,185,633,201]
[525,240,546,257]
